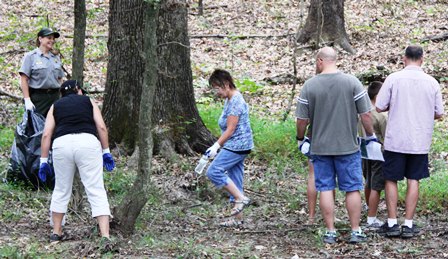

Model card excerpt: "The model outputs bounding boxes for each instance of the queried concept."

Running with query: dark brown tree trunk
[152,0,215,159]
[102,0,145,154]
[72,0,86,83]
[298,0,355,54]
[72,0,87,212]
[103,0,214,156]
[112,2,158,236]
[198,0,204,15]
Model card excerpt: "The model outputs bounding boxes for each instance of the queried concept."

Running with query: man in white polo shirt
[376,45,444,238]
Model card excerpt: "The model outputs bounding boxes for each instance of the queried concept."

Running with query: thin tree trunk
[102,0,145,154]
[112,2,158,236]
[298,0,354,53]
[72,0,86,83]
[198,0,204,15]
[72,0,87,212]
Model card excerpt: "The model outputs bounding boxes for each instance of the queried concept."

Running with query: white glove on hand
[40,157,48,165]
[24,98,35,111]
[364,133,378,144]
[297,137,310,155]
[206,142,221,159]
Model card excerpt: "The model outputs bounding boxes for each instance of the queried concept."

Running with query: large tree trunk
[102,0,145,154]
[103,0,214,156]
[112,2,158,236]
[298,0,354,54]
[152,0,214,158]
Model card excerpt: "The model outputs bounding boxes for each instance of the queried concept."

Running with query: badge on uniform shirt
[36,61,43,65]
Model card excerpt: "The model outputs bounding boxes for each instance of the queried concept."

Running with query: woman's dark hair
[36,36,60,55]
[209,69,236,89]
[367,81,383,100]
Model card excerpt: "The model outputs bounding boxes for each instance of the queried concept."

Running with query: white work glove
[297,137,311,155]
[364,133,378,144]
[24,98,35,111]
[206,142,221,159]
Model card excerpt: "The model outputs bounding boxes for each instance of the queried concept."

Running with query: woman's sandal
[229,197,251,217]
[219,218,244,228]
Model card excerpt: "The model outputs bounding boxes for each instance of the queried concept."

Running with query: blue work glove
[38,157,53,182]
[297,137,311,156]
[364,134,378,144]
[102,148,115,171]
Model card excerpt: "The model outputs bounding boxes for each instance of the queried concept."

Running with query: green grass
[0,127,14,150]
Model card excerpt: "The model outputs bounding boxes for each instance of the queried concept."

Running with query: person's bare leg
[223,180,248,218]
[320,190,335,231]
[97,215,110,238]
[223,180,245,201]
[307,161,317,223]
[345,191,362,230]
[365,188,371,207]
[368,190,381,217]
[385,180,398,219]
[405,179,419,220]
[52,212,64,235]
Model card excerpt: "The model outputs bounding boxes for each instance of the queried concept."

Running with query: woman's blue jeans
[206,149,248,202]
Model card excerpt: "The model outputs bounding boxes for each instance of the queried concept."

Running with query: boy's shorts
[362,159,385,191]
[313,151,363,192]
[383,151,429,181]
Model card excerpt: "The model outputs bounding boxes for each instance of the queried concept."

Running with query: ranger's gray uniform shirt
[296,72,370,156]
[19,48,64,89]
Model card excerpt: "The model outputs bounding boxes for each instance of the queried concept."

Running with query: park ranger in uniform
[19,27,64,116]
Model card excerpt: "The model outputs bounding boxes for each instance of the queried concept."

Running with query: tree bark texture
[112,2,158,236]
[72,0,86,83]
[153,0,215,157]
[298,0,355,53]
[71,0,87,212]
[103,0,145,153]
[198,0,204,15]
[103,0,214,156]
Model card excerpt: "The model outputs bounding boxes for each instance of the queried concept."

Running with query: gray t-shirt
[295,72,370,156]
[19,48,64,89]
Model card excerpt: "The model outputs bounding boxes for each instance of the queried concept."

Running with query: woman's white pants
[50,133,111,217]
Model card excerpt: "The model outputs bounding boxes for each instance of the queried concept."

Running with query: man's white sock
[388,218,398,227]
[404,219,413,228]
[367,216,376,224]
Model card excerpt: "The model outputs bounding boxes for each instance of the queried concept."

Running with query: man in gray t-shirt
[295,47,376,244]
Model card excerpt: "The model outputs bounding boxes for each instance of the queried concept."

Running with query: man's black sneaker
[349,229,367,243]
[323,231,337,244]
[50,233,63,243]
[378,223,401,237]
[401,225,416,239]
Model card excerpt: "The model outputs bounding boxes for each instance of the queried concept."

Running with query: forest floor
[1,0,448,258]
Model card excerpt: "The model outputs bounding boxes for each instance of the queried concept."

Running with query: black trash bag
[7,110,55,190]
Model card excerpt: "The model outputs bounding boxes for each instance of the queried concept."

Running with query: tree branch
[0,49,26,56]
[189,33,295,39]
[421,32,448,42]
[0,89,21,101]
[158,41,192,49]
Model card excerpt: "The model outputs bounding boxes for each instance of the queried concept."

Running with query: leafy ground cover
[1,0,448,257]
